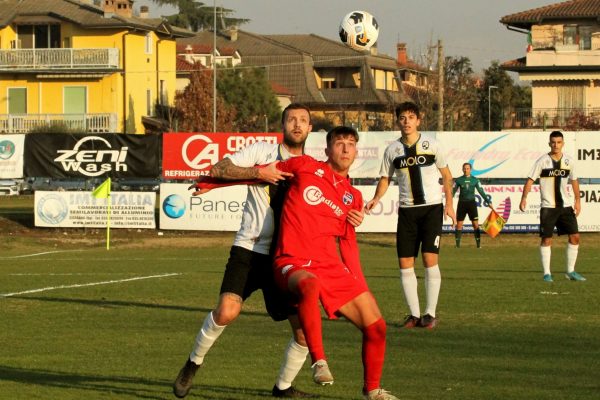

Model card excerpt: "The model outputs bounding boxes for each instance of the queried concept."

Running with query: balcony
[526,48,600,67]
[0,113,118,133]
[0,48,119,71]
[503,108,600,131]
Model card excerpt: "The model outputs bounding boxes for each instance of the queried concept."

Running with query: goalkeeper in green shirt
[453,163,492,248]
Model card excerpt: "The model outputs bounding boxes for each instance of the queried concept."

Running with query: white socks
[400,268,420,317]
[275,339,309,390]
[424,265,441,318]
[189,312,226,365]
[566,243,579,273]
[540,246,551,275]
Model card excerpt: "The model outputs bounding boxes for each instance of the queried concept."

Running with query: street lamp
[488,85,498,131]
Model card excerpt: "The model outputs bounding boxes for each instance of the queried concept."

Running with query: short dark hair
[395,102,420,119]
[463,162,472,169]
[281,103,311,124]
[549,130,564,140]
[326,126,359,147]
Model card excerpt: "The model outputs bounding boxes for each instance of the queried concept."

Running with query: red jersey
[274,155,363,266]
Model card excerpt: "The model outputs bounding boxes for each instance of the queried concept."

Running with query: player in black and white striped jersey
[365,102,455,330]
[519,130,585,282]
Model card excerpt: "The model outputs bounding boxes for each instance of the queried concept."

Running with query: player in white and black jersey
[173,104,317,399]
[519,130,585,282]
[365,102,455,330]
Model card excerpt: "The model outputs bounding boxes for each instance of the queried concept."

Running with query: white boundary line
[1,273,181,298]
[0,250,84,259]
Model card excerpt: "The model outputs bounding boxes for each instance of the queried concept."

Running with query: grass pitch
[0,196,599,399]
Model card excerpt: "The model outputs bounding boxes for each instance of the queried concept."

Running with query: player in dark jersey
[453,162,492,248]
[365,102,455,330]
[519,130,585,282]
[273,126,399,400]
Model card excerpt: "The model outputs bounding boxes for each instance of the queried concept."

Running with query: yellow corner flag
[481,208,506,238]
[92,177,111,250]
[92,177,111,199]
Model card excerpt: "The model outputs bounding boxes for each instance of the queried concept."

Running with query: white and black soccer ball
[339,10,379,51]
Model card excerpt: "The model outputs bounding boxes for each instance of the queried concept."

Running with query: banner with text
[157,183,600,233]
[162,132,282,179]
[0,134,25,179]
[25,133,159,178]
[34,191,156,228]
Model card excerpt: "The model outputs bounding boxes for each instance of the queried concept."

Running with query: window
[322,78,337,89]
[564,26,577,45]
[579,26,592,50]
[8,88,27,114]
[146,89,153,115]
[145,33,153,54]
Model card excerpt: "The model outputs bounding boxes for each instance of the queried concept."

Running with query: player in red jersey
[273,126,399,400]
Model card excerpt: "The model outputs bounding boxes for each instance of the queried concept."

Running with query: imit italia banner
[0,134,25,178]
[159,183,600,233]
[35,191,156,228]
[162,132,282,179]
[24,133,159,178]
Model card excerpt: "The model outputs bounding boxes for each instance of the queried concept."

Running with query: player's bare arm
[519,178,534,212]
[440,167,456,226]
[571,178,581,217]
[365,176,390,214]
[210,158,292,184]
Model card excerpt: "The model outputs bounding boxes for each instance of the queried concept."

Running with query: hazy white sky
[137,0,553,74]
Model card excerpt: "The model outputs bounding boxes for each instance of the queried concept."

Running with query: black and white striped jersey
[379,134,448,207]
[528,153,578,208]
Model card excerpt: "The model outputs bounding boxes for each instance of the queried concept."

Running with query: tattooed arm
[210,158,292,184]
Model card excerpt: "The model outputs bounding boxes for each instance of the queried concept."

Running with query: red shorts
[274,256,369,319]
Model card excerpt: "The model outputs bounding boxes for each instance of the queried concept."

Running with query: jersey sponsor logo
[393,154,435,169]
[342,191,353,205]
[54,136,128,177]
[303,185,344,216]
[541,168,568,177]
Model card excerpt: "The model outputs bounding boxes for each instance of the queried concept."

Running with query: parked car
[0,179,20,196]
[114,178,161,192]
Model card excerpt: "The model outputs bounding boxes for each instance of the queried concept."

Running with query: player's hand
[519,199,527,212]
[364,199,378,214]
[574,202,581,217]
[445,205,457,228]
[188,181,212,196]
[258,161,293,184]
[347,209,364,227]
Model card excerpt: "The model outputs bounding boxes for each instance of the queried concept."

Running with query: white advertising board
[0,134,25,179]
[159,183,246,231]
[35,191,156,228]
[158,183,600,233]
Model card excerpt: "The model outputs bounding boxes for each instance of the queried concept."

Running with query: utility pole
[437,39,444,132]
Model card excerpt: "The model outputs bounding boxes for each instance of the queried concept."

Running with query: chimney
[139,5,149,19]
[225,26,238,42]
[370,44,378,56]
[397,43,407,65]
[103,0,133,18]
[185,44,193,54]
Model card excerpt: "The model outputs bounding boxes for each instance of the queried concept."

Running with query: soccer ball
[339,11,379,51]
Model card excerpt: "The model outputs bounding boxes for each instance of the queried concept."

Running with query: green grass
[0,196,599,399]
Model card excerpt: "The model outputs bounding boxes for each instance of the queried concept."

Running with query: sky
[137,0,554,74]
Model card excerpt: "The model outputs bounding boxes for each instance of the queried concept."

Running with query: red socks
[297,277,325,363]
[362,318,387,392]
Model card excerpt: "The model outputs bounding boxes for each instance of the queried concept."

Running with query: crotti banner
[162,132,282,179]
[24,133,159,178]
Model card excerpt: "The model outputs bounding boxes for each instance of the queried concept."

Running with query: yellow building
[0,0,192,134]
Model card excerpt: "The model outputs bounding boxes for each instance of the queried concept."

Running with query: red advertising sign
[162,132,282,179]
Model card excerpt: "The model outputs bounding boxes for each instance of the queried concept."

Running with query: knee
[297,277,320,299]
[213,299,242,325]
[569,234,580,245]
[364,318,387,341]
[293,327,307,347]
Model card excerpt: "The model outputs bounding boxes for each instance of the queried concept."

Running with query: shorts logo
[315,168,324,177]
[342,191,353,205]
[281,265,294,276]
[303,186,344,216]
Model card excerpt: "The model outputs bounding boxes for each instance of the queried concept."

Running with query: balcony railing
[503,108,600,131]
[0,114,118,133]
[0,48,119,70]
